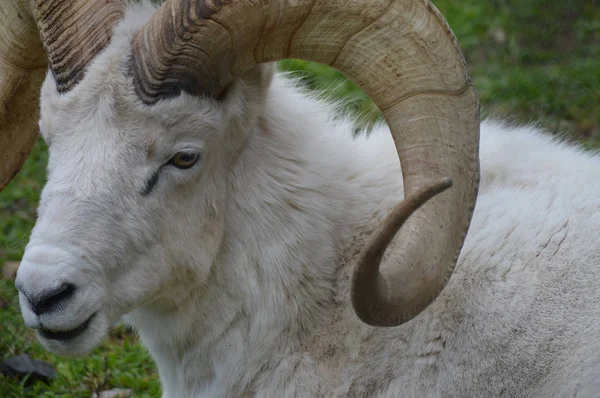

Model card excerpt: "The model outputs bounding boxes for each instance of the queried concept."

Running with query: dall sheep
[2,0,600,397]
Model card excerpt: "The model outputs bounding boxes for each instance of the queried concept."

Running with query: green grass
[1,0,599,396]
[1,280,160,397]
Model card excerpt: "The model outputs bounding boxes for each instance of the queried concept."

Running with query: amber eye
[169,152,200,169]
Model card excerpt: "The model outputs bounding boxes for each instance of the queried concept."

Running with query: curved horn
[0,0,45,191]
[0,0,125,192]
[132,0,480,327]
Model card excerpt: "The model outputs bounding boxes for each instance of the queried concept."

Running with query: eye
[168,152,200,170]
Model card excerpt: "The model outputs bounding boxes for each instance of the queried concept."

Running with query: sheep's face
[13,29,257,356]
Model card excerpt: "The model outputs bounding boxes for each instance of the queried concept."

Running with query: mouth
[39,313,96,341]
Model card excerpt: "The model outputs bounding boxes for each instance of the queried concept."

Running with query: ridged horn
[32,0,126,92]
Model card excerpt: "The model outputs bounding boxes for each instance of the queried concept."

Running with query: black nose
[26,284,76,315]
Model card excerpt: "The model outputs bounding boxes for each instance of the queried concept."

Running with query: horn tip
[440,177,453,187]
[435,177,453,191]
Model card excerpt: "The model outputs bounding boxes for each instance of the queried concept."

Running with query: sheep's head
[1,0,480,357]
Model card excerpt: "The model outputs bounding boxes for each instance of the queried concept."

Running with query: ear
[218,63,275,104]
[240,63,276,97]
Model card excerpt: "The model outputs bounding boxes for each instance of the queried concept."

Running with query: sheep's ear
[217,63,275,103]
[245,63,276,93]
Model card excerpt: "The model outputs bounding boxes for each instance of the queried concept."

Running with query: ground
[1,0,598,396]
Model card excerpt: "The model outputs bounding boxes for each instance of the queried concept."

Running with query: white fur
[15,3,600,397]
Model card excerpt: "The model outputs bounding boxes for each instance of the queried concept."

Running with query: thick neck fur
[123,75,394,396]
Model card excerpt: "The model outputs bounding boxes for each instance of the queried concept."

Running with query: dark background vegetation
[1,0,598,396]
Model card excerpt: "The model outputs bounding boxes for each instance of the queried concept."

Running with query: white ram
[1,0,599,397]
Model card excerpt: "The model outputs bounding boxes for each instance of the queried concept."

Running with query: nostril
[28,283,76,315]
